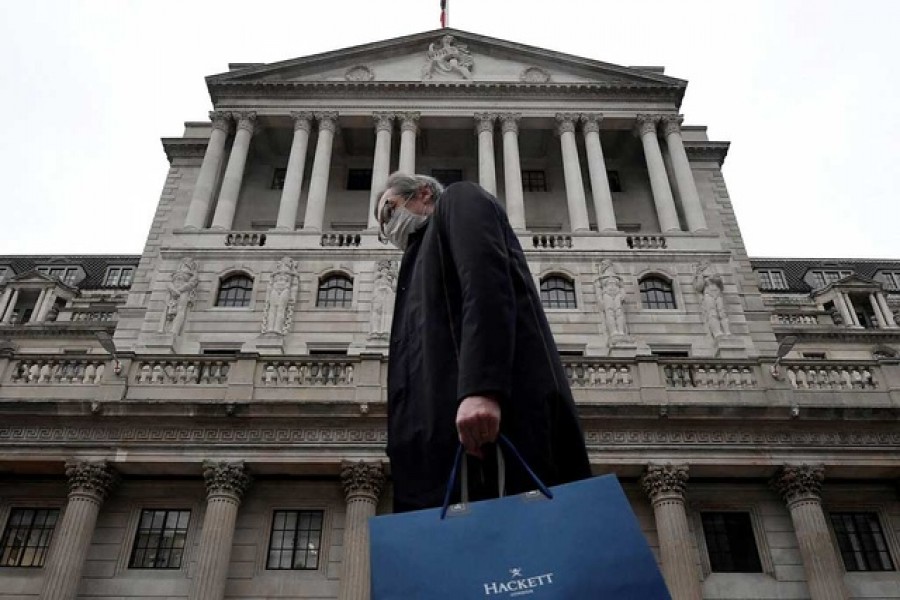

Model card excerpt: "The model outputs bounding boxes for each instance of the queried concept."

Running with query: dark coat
[387,182,591,511]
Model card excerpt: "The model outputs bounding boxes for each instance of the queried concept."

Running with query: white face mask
[384,204,429,250]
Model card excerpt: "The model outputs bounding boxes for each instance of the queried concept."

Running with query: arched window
[317,274,353,308]
[540,275,577,309]
[640,276,676,309]
[216,274,253,307]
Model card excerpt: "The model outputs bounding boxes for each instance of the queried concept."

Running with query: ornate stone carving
[202,460,251,501]
[474,113,497,134]
[373,112,394,132]
[641,463,689,502]
[555,113,578,135]
[158,258,199,336]
[344,65,375,82]
[290,111,313,132]
[580,114,603,134]
[596,260,630,342]
[519,66,551,83]
[693,261,732,338]
[499,113,521,135]
[261,257,299,335]
[635,114,660,137]
[209,111,231,133]
[398,112,420,133]
[232,111,257,134]
[341,460,385,502]
[65,460,118,501]
[315,112,339,133]
[422,35,474,80]
[367,260,397,341]
[771,464,824,506]
[662,115,684,137]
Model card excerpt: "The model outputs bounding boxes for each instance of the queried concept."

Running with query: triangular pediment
[814,274,884,296]
[208,29,685,89]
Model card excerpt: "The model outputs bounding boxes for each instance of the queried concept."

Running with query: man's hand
[456,395,501,458]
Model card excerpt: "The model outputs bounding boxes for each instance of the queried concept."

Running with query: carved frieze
[422,35,474,80]
[345,65,375,82]
[519,66,551,83]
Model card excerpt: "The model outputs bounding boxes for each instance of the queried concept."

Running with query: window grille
[756,269,787,290]
[317,275,353,308]
[346,169,373,191]
[521,170,547,192]
[266,510,324,570]
[830,512,896,572]
[0,508,59,568]
[216,274,253,307]
[539,275,577,309]
[128,509,191,569]
[640,276,676,309]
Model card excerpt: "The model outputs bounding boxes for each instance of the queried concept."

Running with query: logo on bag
[483,567,555,596]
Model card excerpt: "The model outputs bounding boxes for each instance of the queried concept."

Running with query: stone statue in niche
[368,260,397,341]
[262,257,299,335]
[693,261,731,338]
[158,257,199,336]
[422,35,474,80]
[596,260,630,342]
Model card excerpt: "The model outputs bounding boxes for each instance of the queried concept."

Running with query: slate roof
[749,258,900,293]
[0,255,141,290]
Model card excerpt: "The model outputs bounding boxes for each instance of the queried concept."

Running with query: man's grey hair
[373,172,444,220]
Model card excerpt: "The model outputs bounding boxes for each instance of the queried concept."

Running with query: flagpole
[440,0,449,28]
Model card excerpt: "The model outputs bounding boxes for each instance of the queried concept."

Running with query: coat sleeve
[437,182,516,404]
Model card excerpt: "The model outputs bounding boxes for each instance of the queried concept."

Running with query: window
[701,512,763,573]
[829,512,895,572]
[802,352,827,359]
[607,170,622,193]
[640,276,676,309]
[877,271,900,291]
[0,508,59,568]
[809,269,851,289]
[103,266,134,287]
[38,267,79,285]
[267,510,324,570]
[756,269,787,290]
[539,275,577,309]
[271,168,287,190]
[849,293,879,329]
[346,168,373,191]
[216,274,253,307]
[521,170,547,192]
[129,509,191,569]
[317,274,353,308]
[431,169,463,186]
[651,349,690,358]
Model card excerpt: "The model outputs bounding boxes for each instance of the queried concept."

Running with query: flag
[440,0,448,28]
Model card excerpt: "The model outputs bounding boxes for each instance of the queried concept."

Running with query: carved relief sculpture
[262,257,300,335]
[693,261,731,338]
[158,258,199,336]
[519,66,552,83]
[422,35,474,80]
[344,65,375,82]
[368,260,397,341]
[596,260,630,342]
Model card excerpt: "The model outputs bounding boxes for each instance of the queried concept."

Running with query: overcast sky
[1,1,898,259]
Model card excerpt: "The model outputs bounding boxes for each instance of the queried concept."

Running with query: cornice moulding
[162,138,208,162]
[684,141,730,166]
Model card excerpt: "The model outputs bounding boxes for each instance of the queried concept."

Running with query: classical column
[499,114,526,230]
[275,112,313,230]
[29,289,48,323]
[303,112,339,232]
[184,111,231,229]
[0,288,12,320]
[211,112,257,230]
[189,461,251,600]
[842,294,862,327]
[36,290,57,322]
[580,114,617,231]
[398,112,419,174]
[868,293,886,328]
[771,465,849,600]
[339,461,385,600]
[475,113,497,196]
[641,464,702,600]
[662,116,708,232]
[636,115,681,232]
[833,293,853,326]
[40,461,117,600]
[368,113,395,229]
[876,293,897,327]
[1,289,19,323]
[555,113,591,232]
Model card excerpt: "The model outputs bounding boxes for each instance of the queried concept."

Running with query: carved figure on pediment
[422,35,474,80]
[368,260,397,341]
[596,260,630,341]
[262,257,299,335]
[520,66,551,83]
[693,261,731,338]
[345,65,375,81]
[158,258,199,336]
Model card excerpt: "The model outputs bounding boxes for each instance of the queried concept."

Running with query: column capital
[290,111,314,132]
[398,112,420,133]
[555,112,579,135]
[474,112,497,134]
[315,111,339,133]
[771,464,825,506]
[373,112,395,132]
[65,460,118,502]
[641,463,689,503]
[661,115,685,137]
[580,113,604,134]
[231,111,257,134]
[341,460,385,502]
[635,114,661,137]
[202,460,251,502]
[209,111,231,133]
[499,113,521,134]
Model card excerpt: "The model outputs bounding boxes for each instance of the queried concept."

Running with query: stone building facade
[1,29,898,600]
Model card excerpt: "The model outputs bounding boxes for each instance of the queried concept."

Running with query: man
[376,173,591,512]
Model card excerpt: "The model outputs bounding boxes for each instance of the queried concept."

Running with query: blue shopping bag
[370,435,671,599]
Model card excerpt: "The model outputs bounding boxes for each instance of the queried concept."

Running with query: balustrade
[70,310,116,323]
[627,235,667,249]
[785,363,877,390]
[132,359,230,385]
[663,362,757,388]
[532,234,573,249]
[225,232,266,247]
[563,360,634,387]
[772,314,819,325]
[260,359,355,386]
[321,232,362,247]
[9,358,106,384]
